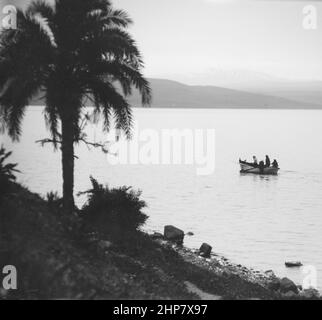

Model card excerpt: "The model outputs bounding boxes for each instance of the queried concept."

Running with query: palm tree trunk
[61,116,75,214]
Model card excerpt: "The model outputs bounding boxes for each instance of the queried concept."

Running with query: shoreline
[147,232,282,299]
[148,232,321,300]
[152,237,277,300]
[0,183,320,300]
[147,226,322,295]
[148,229,277,286]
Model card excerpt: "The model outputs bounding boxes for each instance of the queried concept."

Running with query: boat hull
[239,162,279,175]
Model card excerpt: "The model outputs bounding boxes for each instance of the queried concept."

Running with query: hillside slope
[127,79,321,109]
[31,79,322,109]
[0,183,276,300]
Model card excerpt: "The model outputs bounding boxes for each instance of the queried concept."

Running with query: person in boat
[272,159,279,168]
[253,156,258,166]
[259,160,265,173]
[265,155,271,167]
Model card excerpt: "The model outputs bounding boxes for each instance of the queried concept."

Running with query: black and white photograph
[0,0,322,303]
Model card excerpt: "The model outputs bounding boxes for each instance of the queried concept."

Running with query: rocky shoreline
[1,183,320,300]
[149,226,321,300]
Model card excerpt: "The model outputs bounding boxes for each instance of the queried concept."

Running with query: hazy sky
[117,0,322,83]
[4,0,322,85]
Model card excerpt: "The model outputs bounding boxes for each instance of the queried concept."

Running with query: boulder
[280,277,299,294]
[285,261,303,268]
[299,288,320,300]
[150,232,164,240]
[164,225,184,244]
[268,278,281,291]
[199,243,212,258]
[282,291,298,299]
[265,270,276,278]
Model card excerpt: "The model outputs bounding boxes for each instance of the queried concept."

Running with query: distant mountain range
[32,78,322,109]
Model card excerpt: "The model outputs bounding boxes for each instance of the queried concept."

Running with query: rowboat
[239,160,279,175]
[285,261,302,268]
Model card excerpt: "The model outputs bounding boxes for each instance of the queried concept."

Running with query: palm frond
[44,96,61,147]
[0,0,151,143]
[87,77,133,137]
[26,0,56,24]
[0,78,41,140]
[32,13,57,47]
[89,61,152,105]
[87,7,133,30]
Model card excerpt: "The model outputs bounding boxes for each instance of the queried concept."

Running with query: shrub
[0,145,19,199]
[46,191,63,213]
[80,177,148,237]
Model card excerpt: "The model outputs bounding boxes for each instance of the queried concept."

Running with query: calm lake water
[2,106,322,290]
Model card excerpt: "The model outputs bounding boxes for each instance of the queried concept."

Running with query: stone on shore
[279,277,298,294]
[268,278,281,291]
[150,232,164,240]
[299,288,320,299]
[264,270,276,278]
[285,261,303,268]
[199,243,212,258]
[282,291,298,299]
[164,225,185,244]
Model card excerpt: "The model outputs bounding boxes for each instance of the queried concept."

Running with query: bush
[80,177,148,237]
[46,191,63,213]
[0,145,19,199]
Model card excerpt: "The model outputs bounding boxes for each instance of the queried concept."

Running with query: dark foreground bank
[0,183,319,300]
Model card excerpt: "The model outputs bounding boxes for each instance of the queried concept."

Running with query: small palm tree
[0,0,151,214]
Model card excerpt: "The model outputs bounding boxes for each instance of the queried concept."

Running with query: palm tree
[0,0,151,214]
